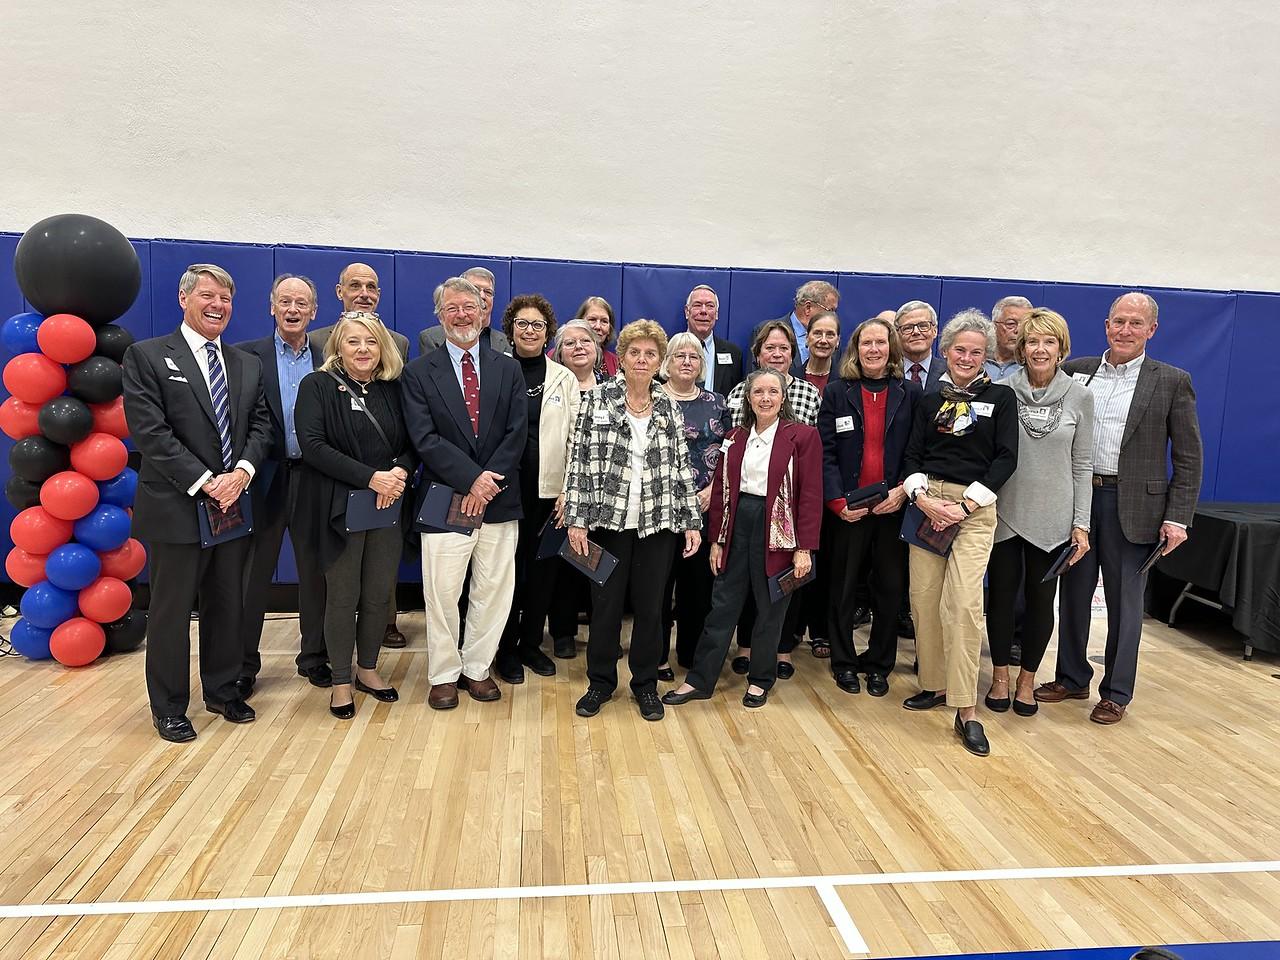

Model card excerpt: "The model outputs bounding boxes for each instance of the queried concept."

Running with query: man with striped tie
[122,264,272,743]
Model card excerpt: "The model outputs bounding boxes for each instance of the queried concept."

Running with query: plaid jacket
[563,378,702,537]
[725,376,822,427]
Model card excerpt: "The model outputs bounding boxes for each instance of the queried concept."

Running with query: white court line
[815,882,870,954]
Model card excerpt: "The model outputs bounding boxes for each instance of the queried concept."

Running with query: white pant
[420,521,518,685]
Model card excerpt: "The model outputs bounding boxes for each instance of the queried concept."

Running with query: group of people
[122,263,1202,758]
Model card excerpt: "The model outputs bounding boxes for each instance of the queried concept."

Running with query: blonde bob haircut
[660,331,706,382]
[839,316,904,380]
[321,312,404,381]
[615,319,669,369]
[1015,307,1072,364]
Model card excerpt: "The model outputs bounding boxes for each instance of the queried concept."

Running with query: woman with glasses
[552,320,604,392]
[493,295,582,684]
[574,296,619,378]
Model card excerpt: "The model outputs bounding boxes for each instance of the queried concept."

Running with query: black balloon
[103,609,146,654]
[37,396,95,445]
[5,474,42,510]
[8,435,70,483]
[94,324,136,363]
[66,355,123,404]
[13,214,141,327]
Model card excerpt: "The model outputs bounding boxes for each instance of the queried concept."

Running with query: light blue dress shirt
[788,312,809,363]
[445,338,481,394]
[275,331,311,459]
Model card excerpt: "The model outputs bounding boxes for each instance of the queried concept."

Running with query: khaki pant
[909,479,997,709]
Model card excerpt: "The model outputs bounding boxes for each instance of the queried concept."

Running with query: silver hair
[269,273,318,305]
[991,295,1033,322]
[551,319,602,369]
[740,367,795,428]
[795,280,839,308]
[939,308,996,358]
[179,263,235,297]
[660,331,707,382]
[433,277,483,316]
[1109,290,1159,323]
[894,300,937,326]
[461,266,496,287]
[685,284,720,309]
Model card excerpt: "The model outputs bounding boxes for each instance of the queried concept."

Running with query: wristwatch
[959,500,972,516]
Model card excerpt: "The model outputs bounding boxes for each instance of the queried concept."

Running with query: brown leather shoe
[1033,681,1090,703]
[428,682,458,710]
[1089,699,1126,724]
[459,675,501,702]
[382,624,408,648]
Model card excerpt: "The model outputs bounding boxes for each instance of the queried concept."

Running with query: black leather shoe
[661,687,712,705]
[521,648,557,677]
[865,673,889,697]
[553,635,577,658]
[954,712,990,757]
[850,606,871,627]
[329,696,355,720]
[742,688,769,708]
[153,714,196,743]
[657,665,675,682]
[776,661,795,680]
[1012,698,1039,717]
[897,614,916,639]
[731,655,750,675]
[903,690,946,711]
[234,676,254,700]
[834,669,861,694]
[496,654,525,685]
[205,698,256,723]
[575,688,610,717]
[984,693,1011,713]
[635,691,665,721]
[298,664,333,688]
[354,677,399,702]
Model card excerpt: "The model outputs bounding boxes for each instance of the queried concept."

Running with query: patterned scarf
[934,372,992,436]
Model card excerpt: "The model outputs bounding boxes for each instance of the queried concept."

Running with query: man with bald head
[1038,291,1202,725]
[419,266,511,355]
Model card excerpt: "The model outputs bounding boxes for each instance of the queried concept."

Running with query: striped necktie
[205,341,233,469]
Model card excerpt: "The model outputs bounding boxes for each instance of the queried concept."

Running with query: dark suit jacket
[399,343,528,525]
[816,377,922,502]
[307,323,410,364]
[419,324,511,357]
[901,354,945,393]
[122,328,272,544]
[1062,355,1202,544]
[706,335,743,395]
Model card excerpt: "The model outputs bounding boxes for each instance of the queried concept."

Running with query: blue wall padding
[273,245,398,335]
[1216,293,1280,501]
[724,269,840,350]
[1,234,23,316]
[509,258,625,344]
[620,265,734,339]
[110,240,155,342]
[836,274,944,336]
[394,252,512,356]
[939,278,1047,328]
[148,240,277,341]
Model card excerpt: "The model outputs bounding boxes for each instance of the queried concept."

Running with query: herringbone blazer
[1062,355,1202,544]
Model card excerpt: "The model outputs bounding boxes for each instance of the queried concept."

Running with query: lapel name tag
[835,415,855,433]
[165,356,181,371]
[548,394,563,406]
[351,398,364,412]
[1072,372,1091,385]
[592,409,611,425]
[716,352,732,364]
[972,401,994,417]
[727,397,742,409]
[1025,406,1050,421]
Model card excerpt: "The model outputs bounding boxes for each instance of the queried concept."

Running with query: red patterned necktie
[910,362,923,384]
[461,350,480,434]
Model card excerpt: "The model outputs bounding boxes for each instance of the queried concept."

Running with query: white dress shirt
[179,323,255,496]
[740,419,778,496]
[1087,350,1146,475]
[905,353,934,385]
[623,409,651,529]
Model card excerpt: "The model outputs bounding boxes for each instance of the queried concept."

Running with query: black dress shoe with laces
[521,648,557,677]
[850,606,871,627]
[731,655,750,675]
[234,676,254,700]
[834,669,861,694]
[153,714,196,743]
[954,712,990,756]
[657,665,675,682]
[897,614,916,639]
[354,677,399,702]
[865,673,890,697]
[298,664,333,688]
[661,687,712,705]
[903,690,946,711]
[553,635,577,658]
[635,691,665,721]
[205,698,256,723]
[575,688,610,717]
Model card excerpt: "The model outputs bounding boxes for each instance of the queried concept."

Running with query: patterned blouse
[670,389,729,490]
[724,375,822,428]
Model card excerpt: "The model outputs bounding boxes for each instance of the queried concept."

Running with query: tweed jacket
[725,375,821,428]
[1061,355,1202,544]
[562,378,702,537]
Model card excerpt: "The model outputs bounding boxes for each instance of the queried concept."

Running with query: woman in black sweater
[295,312,417,720]
[900,309,1018,757]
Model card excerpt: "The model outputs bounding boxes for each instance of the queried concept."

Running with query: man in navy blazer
[234,274,329,698]
[894,301,945,393]
[400,277,527,710]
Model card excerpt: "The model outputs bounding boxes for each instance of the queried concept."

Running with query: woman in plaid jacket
[563,320,703,722]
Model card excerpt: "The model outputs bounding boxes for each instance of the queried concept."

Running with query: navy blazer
[399,342,528,526]
[234,333,322,503]
[816,377,921,503]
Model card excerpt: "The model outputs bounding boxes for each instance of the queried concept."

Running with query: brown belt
[1092,474,1118,487]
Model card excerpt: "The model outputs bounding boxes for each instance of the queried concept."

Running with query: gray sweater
[994,368,1094,550]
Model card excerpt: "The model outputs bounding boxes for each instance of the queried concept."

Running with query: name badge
[1025,406,1050,422]
[548,394,563,407]
[351,398,364,412]
[1072,372,1091,385]
[165,357,181,372]
[971,401,994,417]
[720,438,733,452]
[716,352,732,364]
[727,397,742,409]
[835,415,856,433]
[592,409,611,426]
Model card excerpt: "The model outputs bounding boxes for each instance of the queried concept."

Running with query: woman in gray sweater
[985,308,1094,716]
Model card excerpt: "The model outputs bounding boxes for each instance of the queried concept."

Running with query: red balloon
[5,547,48,587]
[10,506,75,554]
[70,432,128,481]
[78,576,132,623]
[50,617,106,667]
[3,353,67,405]
[37,314,97,364]
[98,538,146,580]
[39,470,101,520]
[89,397,129,439]
[0,396,43,440]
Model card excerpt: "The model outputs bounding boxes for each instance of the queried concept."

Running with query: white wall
[2,1,1277,291]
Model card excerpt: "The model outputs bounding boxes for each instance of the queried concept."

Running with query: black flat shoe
[834,669,861,694]
[954,712,990,756]
[984,693,1011,713]
[153,714,196,743]
[521,649,557,677]
[657,665,676,682]
[205,698,256,723]
[742,688,768,708]
[298,664,333,688]
[635,691,665,721]
[495,655,525,685]
[850,606,871,627]
[354,678,398,702]
[1012,698,1039,717]
[865,673,889,697]
[903,690,946,711]
[234,676,255,700]
[553,635,577,659]
[776,661,795,680]
[731,655,750,675]
[661,687,711,705]
[329,697,355,720]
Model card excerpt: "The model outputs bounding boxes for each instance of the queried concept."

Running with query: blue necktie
[205,342,233,470]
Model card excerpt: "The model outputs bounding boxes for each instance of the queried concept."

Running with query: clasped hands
[459,470,504,517]
[202,468,250,511]
[839,484,907,523]
[369,466,410,510]
[916,493,968,531]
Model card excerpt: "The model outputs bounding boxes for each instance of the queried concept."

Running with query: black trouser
[146,537,249,716]
[827,510,906,675]
[735,592,801,654]
[499,495,561,659]
[585,528,678,696]
[549,568,588,641]
[323,525,402,686]
[987,535,1059,672]
[686,495,788,693]
[240,460,327,679]
[660,519,713,669]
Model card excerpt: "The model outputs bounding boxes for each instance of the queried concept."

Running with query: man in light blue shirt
[987,295,1033,380]
[752,279,839,368]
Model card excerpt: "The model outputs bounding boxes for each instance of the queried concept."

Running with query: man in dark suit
[1038,291,1202,724]
[418,266,511,356]
[895,300,945,393]
[683,284,742,395]
[234,274,329,697]
[122,264,272,742]
[400,277,527,710]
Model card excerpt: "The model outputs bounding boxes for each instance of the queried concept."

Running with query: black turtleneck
[517,352,546,494]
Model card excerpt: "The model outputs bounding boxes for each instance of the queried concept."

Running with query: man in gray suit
[895,300,945,392]
[1037,291,1202,724]
[419,266,511,356]
[307,262,410,361]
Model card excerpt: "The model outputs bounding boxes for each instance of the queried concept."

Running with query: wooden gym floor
[0,610,1278,959]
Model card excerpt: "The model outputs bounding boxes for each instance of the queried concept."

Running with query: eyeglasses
[514,318,547,332]
[995,320,1020,331]
[275,298,313,309]
[897,321,935,334]
[441,303,480,318]
[671,352,702,362]
[561,337,595,350]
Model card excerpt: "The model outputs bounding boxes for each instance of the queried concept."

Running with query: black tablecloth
[1148,502,1280,653]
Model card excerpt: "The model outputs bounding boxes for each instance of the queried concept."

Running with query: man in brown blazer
[1037,292,1202,724]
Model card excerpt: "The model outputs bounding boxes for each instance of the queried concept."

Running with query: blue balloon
[10,618,53,660]
[1,311,43,355]
[45,542,102,591]
[20,581,80,629]
[73,504,131,551]
[97,467,138,507]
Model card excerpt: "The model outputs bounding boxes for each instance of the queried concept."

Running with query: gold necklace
[625,393,653,415]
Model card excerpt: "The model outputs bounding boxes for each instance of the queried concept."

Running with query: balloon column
[3,214,148,665]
